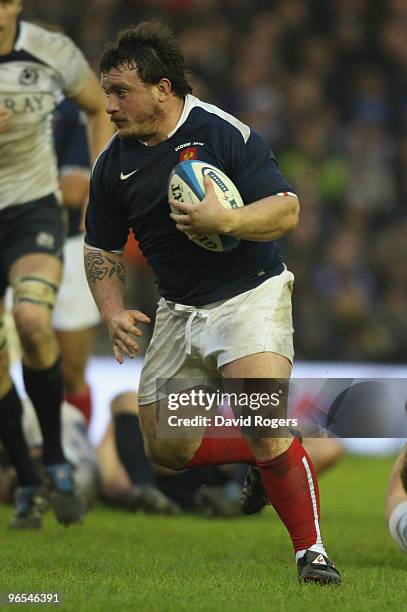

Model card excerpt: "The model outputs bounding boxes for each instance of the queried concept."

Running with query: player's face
[101,67,165,142]
[0,0,21,54]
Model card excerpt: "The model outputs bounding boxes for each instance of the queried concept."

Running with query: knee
[143,436,193,470]
[248,435,292,461]
[138,404,196,469]
[110,391,139,417]
[13,304,51,348]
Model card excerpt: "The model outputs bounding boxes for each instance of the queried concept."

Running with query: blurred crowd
[24,0,407,362]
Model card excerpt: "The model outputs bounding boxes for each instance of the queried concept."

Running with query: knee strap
[12,275,58,310]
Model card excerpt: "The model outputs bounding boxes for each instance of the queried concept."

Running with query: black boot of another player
[10,486,48,530]
[240,467,268,515]
[44,463,85,526]
[297,550,341,585]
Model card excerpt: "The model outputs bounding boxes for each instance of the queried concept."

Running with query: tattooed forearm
[85,251,126,285]
[84,252,106,283]
[106,255,126,283]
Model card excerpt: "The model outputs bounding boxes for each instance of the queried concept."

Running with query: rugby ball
[168,160,244,252]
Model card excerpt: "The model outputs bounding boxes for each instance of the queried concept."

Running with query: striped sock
[257,437,326,555]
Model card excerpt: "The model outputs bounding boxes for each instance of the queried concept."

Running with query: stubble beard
[122,104,165,142]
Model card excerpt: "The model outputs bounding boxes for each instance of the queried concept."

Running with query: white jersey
[0,21,90,210]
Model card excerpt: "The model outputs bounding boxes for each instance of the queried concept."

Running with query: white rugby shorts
[138,268,294,405]
[53,234,100,331]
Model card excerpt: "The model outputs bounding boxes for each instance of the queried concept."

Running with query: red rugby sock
[185,421,256,467]
[257,438,323,554]
[65,387,92,425]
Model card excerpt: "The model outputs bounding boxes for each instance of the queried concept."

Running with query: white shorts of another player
[138,268,294,405]
[53,233,100,331]
[388,500,407,552]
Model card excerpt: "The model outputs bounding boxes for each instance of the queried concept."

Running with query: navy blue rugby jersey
[85,95,295,306]
[53,99,91,238]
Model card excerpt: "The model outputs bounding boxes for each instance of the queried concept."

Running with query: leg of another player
[10,253,65,466]
[97,391,180,513]
[96,421,134,500]
[386,446,407,552]
[303,438,344,475]
[0,297,45,528]
[55,326,95,425]
[10,253,83,524]
[0,297,42,488]
[111,391,157,487]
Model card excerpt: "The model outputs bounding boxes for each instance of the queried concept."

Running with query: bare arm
[222,193,299,241]
[170,176,300,242]
[84,247,150,363]
[71,72,115,162]
[84,248,126,321]
[59,171,89,209]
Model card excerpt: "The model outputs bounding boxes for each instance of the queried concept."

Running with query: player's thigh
[138,400,204,469]
[4,196,65,289]
[9,253,62,287]
[222,353,292,457]
[138,300,216,466]
[222,351,292,378]
[138,298,217,405]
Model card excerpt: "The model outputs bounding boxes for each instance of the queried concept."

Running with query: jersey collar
[167,94,198,139]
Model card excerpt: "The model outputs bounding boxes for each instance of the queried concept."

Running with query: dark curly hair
[100,20,191,98]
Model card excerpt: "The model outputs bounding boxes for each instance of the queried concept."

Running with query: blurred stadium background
[18,0,407,450]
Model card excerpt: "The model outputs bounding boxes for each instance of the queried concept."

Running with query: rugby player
[0,0,112,527]
[84,21,341,584]
[53,98,100,426]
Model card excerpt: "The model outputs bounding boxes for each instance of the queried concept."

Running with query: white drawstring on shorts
[174,303,210,355]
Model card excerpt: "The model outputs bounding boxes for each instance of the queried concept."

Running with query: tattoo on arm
[85,251,126,285]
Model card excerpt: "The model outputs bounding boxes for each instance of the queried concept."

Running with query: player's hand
[106,309,151,364]
[169,176,231,238]
[0,106,12,133]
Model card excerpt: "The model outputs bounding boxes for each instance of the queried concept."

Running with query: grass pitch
[1,455,406,611]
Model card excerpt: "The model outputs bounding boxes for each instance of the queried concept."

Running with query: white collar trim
[167,94,198,138]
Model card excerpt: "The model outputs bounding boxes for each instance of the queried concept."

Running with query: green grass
[1,455,406,611]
